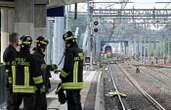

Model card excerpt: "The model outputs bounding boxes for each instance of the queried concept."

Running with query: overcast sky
[71,0,171,12]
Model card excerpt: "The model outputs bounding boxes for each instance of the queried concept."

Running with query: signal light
[94,21,99,33]
[94,21,99,25]
[94,28,98,32]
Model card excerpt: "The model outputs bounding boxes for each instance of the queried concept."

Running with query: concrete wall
[14,0,35,38]
[1,8,15,62]
[1,0,49,62]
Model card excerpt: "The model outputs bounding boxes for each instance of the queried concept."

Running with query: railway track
[118,64,166,110]
[142,68,171,88]
[107,63,166,110]
[108,63,127,110]
[129,63,171,90]
[148,67,171,79]
[129,60,171,79]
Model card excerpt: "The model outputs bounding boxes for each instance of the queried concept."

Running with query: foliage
[70,14,87,34]
[146,40,170,58]
[69,14,87,47]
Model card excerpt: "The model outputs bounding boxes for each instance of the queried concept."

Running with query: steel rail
[108,63,126,110]
[118,64,166,110]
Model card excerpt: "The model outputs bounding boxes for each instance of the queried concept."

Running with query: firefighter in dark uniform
[59,31,84,110]
[32,36,57,110]
[3,33,19,110]
[8,35,44,110]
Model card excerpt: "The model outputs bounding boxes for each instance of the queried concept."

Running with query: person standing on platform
[57,31,84,110]
[8,35,44,110]
[3,32,19,110]
[32,36,57,110]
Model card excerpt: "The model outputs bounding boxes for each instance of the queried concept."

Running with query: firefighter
[8,35,44,110]
[59,31,84,110]
[32,36,57,110]
[3,33,19,110]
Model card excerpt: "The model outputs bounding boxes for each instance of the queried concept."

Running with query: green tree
[70,14,87,46]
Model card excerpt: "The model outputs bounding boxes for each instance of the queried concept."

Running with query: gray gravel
[121,63,171,110]
[104,69,121,110]
[104,64,157,110]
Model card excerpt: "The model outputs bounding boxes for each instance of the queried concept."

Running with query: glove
[36,85,46,94]
[40,85,46,93]
[54,70,61,74]
[50,64,57,71]
[55,83,66,104]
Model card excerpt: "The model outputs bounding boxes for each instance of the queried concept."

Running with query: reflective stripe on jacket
[10,50,43,93]
[32,47,52,93]
[60,43,84,90]
[3,45,18,87]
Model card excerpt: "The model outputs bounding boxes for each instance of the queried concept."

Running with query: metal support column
[53,17,65,69]
[88,2,94,70]
[47,18,54,64]
[144,38,146,64]
[65,5,71,32]
[168,40,170,58]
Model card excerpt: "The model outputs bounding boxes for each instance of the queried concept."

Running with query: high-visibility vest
[10,52,43,93]
[60,47,84,90]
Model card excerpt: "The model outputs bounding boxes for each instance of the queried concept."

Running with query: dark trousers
[33,92,47,110]
[7,93,34,110]
[66,90,82,110]
[7,92,20,110]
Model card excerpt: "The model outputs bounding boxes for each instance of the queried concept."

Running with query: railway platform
[46,70,103,110]
[0,70,103,110]
[1,59,171,110]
